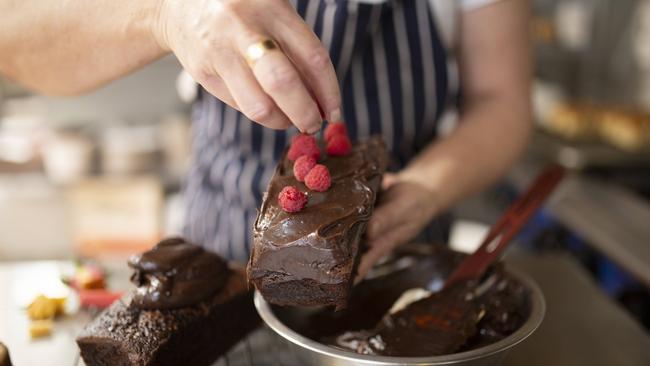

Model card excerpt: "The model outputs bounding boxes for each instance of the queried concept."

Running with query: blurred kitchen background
[1,0,649,335]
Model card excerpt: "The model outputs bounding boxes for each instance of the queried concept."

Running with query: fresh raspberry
[324,122,348,141]
[326,133,352,156]
[304,164,331,192]
[288,134,320,161]
[278,186,308,213]
[293,155,317,182]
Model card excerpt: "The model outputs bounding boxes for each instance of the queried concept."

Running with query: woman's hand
[154,0,341,133]
[357,173,439,279]
[356,0,532,280]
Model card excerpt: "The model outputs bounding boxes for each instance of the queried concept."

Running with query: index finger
[268,8,342,123]
[240,35,324,133]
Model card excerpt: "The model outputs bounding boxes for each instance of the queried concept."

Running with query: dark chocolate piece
[0,342,11,366]
[248,136,388,308]
[77,239,260,366]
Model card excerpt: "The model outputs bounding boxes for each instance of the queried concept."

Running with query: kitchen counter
[1,252,648,366]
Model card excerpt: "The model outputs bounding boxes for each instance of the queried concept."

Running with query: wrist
[394,169,441,220]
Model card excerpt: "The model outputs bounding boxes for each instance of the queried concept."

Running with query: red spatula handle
[443,165,565,289]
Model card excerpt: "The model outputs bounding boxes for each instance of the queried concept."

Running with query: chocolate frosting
[249,136,388,285]
[128,238,230,310]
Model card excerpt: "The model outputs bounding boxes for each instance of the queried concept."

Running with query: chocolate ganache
[129,237,230,309]
[248,136,388,307]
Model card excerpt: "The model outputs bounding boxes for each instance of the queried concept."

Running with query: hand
[153,0,341,133]
[357,173,439,280]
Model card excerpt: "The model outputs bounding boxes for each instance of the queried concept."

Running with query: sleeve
[461,0,502,11]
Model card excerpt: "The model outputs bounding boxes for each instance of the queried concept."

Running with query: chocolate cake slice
[248,136,388,308]
[0,342,11,366]
[77,238,260,366]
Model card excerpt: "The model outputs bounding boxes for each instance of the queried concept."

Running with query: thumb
[366,204,395,241]
[356,243,388,283]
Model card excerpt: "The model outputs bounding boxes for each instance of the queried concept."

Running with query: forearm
[0,0,165,95]
[401,95,531,214]
[401,0,531,214]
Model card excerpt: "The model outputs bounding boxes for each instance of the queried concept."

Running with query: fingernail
[328,108,341,123]
[306,120,322,135]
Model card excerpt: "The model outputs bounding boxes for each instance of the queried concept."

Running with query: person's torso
[185,0,451,261]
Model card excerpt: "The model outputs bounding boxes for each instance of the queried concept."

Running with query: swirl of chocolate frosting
[128,237,229,310]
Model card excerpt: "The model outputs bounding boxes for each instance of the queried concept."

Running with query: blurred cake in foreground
[0,342,11,366]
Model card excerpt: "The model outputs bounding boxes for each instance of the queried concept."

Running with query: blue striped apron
[185,0,451,263]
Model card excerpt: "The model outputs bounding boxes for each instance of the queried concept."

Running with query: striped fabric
[185,0,451,263]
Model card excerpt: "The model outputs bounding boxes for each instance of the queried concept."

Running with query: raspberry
[288,134,320,161]
[293,155,317,182]
[304,164,331,192]
[324,122,348,141]
[326,133,352,156]
[278,186,308,213]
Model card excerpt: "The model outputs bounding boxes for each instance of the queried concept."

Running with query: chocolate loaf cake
[77,238,260,366]
[0,342,11,366]
[248,136,388,308]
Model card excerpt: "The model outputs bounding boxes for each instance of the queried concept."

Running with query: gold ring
[244,39,279,66]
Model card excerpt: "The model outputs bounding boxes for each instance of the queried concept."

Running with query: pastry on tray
[248,126,388,308]
[77,238,260,366]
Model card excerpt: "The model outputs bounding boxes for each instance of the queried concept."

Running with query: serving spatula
[443,164,565,289]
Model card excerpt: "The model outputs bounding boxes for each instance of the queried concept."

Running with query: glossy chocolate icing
[248,136,388,302]
[128,237,230,310]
